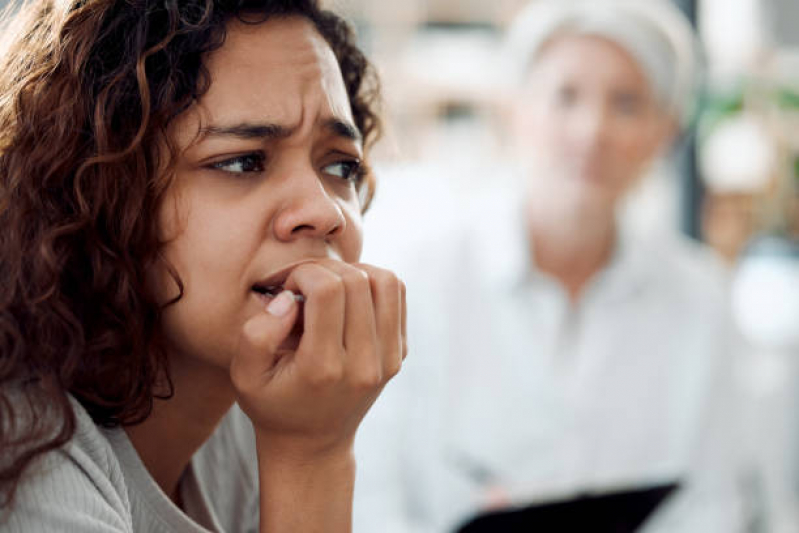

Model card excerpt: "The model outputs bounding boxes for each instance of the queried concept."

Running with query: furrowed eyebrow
[199,123,294,140]
[323,118,362,143]
[198,118,361,143]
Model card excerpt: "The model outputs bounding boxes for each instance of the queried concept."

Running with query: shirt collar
[474,189,653,302]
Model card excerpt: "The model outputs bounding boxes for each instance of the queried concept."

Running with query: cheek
[607,137,656,192]
[157,188,183,243]
[152,188,249,298]
[170,205,255,285]
[614,133,656,173]
[616,118,662,159]
[145,195,185,305]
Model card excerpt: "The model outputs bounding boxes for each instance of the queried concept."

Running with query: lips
[250,260,309,301]
[252,283,284,298]
[252,262,309,310]
[251,270,291,299]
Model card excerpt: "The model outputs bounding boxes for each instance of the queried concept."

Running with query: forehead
[208,15,334,78]
[532,34,650,91]
[192,15,353,132]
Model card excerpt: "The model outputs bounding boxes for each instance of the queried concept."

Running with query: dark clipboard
[454,482,679,533]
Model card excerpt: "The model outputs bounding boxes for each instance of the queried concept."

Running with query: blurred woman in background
[355,0,745,531]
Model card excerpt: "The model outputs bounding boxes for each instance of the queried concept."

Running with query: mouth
[251,283,306,306]
[251,261,313,303]
[252,283,285,299]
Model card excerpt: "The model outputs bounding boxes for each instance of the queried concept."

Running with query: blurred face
[152,16,364,371]
[514,34,672,213]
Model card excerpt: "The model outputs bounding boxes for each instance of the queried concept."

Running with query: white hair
[504,0,703,127]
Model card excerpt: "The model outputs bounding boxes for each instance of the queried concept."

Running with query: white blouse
[355,190,746,533]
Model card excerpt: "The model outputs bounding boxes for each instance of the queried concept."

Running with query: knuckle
[351,365,383,390]
[377,275,400,299]
[370,268,394,287]
[306,359,344,387]
[385,358,402,380]
[342,268,370,290]
[315,275,345,301]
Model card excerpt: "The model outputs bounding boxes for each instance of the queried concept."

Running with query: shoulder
[4,397,133,532]
[633,232,731,306]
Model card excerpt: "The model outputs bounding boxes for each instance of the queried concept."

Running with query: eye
[555,85,579,107]
[322,159,364,184]
[209,152,265,174]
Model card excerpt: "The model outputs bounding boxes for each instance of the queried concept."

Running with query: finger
[314,259,380,387]
[283,263,346,383]
[356,264,404,380]
[231,290,300,390]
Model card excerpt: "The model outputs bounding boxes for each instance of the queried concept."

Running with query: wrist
[255,435,356,533]
[254,428,355,466]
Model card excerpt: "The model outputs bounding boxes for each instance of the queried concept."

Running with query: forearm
[256,438,356,533]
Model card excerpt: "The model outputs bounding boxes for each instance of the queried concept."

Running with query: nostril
[291,224,315,234]
[289,221,342,236]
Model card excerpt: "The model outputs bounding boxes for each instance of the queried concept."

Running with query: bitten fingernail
[267,290,295,316]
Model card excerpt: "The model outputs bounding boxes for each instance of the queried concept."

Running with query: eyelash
[322,159,364,184]
[210,152,266,174]
[209,153,364,185]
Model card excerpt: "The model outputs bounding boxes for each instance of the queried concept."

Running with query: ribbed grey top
[3,397,259,532]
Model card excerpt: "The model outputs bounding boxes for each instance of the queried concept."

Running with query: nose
[272,174,346,242]
[573,106,611,152]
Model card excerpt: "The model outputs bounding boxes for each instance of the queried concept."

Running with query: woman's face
[514,34,672,213]
[152,16,364,373]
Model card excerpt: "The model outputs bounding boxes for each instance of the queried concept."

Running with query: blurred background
[323,0,799,256]
[321,0,799,530]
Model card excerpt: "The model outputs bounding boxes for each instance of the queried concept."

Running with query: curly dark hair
[0,0,381,510]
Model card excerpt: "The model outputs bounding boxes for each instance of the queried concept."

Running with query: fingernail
[267,290,295,316]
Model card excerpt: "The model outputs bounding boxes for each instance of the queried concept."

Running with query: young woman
[0,0,406,531]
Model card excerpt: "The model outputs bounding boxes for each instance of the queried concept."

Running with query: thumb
[231,290,300,388]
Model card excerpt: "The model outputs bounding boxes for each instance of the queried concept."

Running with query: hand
[230,259,407,461]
